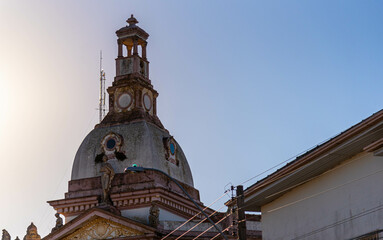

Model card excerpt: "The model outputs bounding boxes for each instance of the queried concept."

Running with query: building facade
[1,16,261,240]
[241,110,383,240]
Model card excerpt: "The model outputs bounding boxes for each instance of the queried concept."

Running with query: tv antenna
[99,51,106,123]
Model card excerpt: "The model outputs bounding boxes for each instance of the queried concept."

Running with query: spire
[97,16,163,129]
[127,14,138,26]
[23,223,41,240]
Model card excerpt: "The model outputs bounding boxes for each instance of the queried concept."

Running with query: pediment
[62,216,143,240]
[43,208,155,240]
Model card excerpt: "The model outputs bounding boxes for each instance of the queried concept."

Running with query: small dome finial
[127,14,138,26]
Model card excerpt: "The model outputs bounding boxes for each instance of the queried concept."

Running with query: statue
[23,223,40,240]
[149,204,160,228]
[1,230,10,240]
[51,213,63,232]
[100,156,115,204]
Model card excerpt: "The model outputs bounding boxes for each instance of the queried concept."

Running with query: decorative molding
[63,217,143,240]
[48,196,99,217]
[111,188,204,219]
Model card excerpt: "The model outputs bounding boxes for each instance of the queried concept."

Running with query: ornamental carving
[63,217,143,240]
[23,223,41,240]
[95,133,126,163]
[149,204,160,228]
[1,230,10,240]
[163,136,179,166]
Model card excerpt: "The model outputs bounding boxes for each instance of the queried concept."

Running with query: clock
[143,93,152,111]
[117,93,132,109]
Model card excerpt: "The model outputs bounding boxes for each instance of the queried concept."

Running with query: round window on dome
[106,138,117,150]
[170,142,176,155]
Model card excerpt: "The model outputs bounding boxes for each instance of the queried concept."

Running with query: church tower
[0,15,261,240]
[70,15,193,187]
[45,16,217,239]
[101,14,161,129]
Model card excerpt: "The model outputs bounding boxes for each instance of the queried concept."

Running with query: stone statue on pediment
[51,213,63,232]
[149,204,160,228]
[1,230,10,240]
[100,156,115,204]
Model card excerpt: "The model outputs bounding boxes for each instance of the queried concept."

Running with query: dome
[71,121,194,186]
[72,16,194,187]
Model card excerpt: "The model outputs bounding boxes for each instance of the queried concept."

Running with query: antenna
[99,51,106,123]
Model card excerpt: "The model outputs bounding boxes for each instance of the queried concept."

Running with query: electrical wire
[161,191,229,240]
[211,224,234,240]
[240,128,383,213]
[38,110,98,234]
[37,158,73,233]
[239,130,351,187]
[174,204,227,240]
[265,152,363,200]
[291,204,383,240]
[267,166,383,213]
[192,212,232,240]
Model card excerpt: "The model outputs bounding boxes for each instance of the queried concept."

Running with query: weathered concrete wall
[121,207,187,224]
[71,121,194,187]
[262,152,383,240]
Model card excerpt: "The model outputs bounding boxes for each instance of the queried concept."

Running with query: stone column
[128,45,132,57]
[142,42,147,59]
[153,96,157,115]
[133,38,138,55]
[117,40,123,58]
[135,88,143,108]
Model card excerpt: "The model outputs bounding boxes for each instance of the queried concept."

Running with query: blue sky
[0,0,382,237]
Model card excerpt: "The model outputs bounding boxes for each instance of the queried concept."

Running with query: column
[133,38,138,55]
[142,42,147,59]
[117,40,123,58]
[127,45,132,57]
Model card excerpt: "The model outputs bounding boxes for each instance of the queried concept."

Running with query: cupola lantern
[98,15,162,129]
[115,14,149,80]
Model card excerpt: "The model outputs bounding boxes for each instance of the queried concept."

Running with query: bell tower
[116,14,149,80]
[98,15,162,129]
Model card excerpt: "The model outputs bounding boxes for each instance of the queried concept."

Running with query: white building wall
[262,152,383,240]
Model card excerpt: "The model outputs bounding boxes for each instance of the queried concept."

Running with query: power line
[239,130,347,187]
[265,152,362,200]
[241,128,383,212]
[211,224,234,240]
[37,159,72,233]
[292,204,383,240]
[174,204,227,240]
[267,166,383,213]
[161,191,229,240]
[192,212,232,240]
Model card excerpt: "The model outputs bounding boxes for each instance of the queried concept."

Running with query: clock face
[117,93,132,109]
[143,93,152,111]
